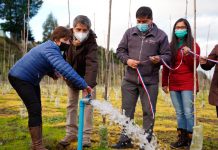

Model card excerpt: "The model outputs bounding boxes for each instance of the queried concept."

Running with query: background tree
[0,0,43,42]
[42,13,58,42]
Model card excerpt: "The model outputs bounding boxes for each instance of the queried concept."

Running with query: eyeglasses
[175,26,187,29]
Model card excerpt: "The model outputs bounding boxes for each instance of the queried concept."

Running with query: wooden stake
[128,0,132,28]
[103,0,112,124]
[185,0,188,18]
[67,0,71,27]
[193,0,197,126]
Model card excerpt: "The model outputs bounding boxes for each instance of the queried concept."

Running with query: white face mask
[74,31,89,42]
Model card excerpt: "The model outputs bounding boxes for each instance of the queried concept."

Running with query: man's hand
[149,55,160,64]
[127,59,140,69]
[72,39,81,46]
[200,56,207,64]
[162,86,169,93]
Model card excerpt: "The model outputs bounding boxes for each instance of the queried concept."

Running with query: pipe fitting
[80,98,92,105]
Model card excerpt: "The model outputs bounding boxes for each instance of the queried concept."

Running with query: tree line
[0,0,210,90]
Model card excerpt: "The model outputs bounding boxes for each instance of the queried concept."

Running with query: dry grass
[0,84,217,150]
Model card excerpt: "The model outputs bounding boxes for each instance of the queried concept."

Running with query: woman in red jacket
[162,18,200,149]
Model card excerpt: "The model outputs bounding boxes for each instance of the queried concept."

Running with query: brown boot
[170,128,188,149]
[29,125,47,150]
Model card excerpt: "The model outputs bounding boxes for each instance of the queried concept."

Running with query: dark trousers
[119,79,158,141]
[8,75,42,127]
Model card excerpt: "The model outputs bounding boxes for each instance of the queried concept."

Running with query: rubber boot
[170,128,188,149]
[186,132,193,149]
[29,125,47,150]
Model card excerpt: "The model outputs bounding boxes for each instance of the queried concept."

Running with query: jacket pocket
[124,67,138,83]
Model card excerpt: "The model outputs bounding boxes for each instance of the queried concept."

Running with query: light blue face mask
[175,29,187,38]
[137,23,149,32]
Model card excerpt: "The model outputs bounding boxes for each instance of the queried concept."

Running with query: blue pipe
[77,94,91,150]
[77,100,85,150]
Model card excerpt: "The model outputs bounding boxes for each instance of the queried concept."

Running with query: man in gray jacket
[112,6,171,149]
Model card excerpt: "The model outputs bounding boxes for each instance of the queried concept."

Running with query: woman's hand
[82,86,93,97]
[162,86,169,93]
[52,71,62,80]
[182,46,191,56]
[200,56,207,64]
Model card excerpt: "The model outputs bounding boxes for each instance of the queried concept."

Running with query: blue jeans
[170,91,194,132]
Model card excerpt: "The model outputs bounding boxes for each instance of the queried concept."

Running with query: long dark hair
[170,18,193,65]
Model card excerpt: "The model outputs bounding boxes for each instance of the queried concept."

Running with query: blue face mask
[137,23,149,32]
[175,29,187,38]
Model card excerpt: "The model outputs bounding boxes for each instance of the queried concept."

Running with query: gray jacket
[117,24,171,84]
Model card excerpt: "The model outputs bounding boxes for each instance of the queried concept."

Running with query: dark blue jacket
[9,40,87,89]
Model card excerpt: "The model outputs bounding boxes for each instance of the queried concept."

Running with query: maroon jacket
[162,43,200,91]
[65,29,98,88]
[201,44,218,106]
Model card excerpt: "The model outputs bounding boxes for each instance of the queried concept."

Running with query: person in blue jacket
[8,26,92,150]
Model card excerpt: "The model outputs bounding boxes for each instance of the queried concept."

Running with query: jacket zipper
[137,35,145,84]
[139,36,145,61]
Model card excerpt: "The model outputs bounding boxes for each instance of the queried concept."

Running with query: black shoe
[83,143,91,148]
[147,134,152,143]
[56,143,69,150]
[170,141,188,149]
[111,140,134,149]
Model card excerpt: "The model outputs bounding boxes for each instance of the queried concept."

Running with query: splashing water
[90,99,158,150]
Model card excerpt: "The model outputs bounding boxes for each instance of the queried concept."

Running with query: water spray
[77,91,158,150]
[90,100,157,150]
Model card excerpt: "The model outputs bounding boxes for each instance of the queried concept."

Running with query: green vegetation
[0,0,43,42]
[42,13,58,42]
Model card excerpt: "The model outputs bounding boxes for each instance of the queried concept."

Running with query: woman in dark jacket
[200,44,218,117]
[8,26,91,150]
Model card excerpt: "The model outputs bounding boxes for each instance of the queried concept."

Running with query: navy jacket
[9,40,87,89]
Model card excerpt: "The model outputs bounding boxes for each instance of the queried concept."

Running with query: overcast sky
[29,0,218,56]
